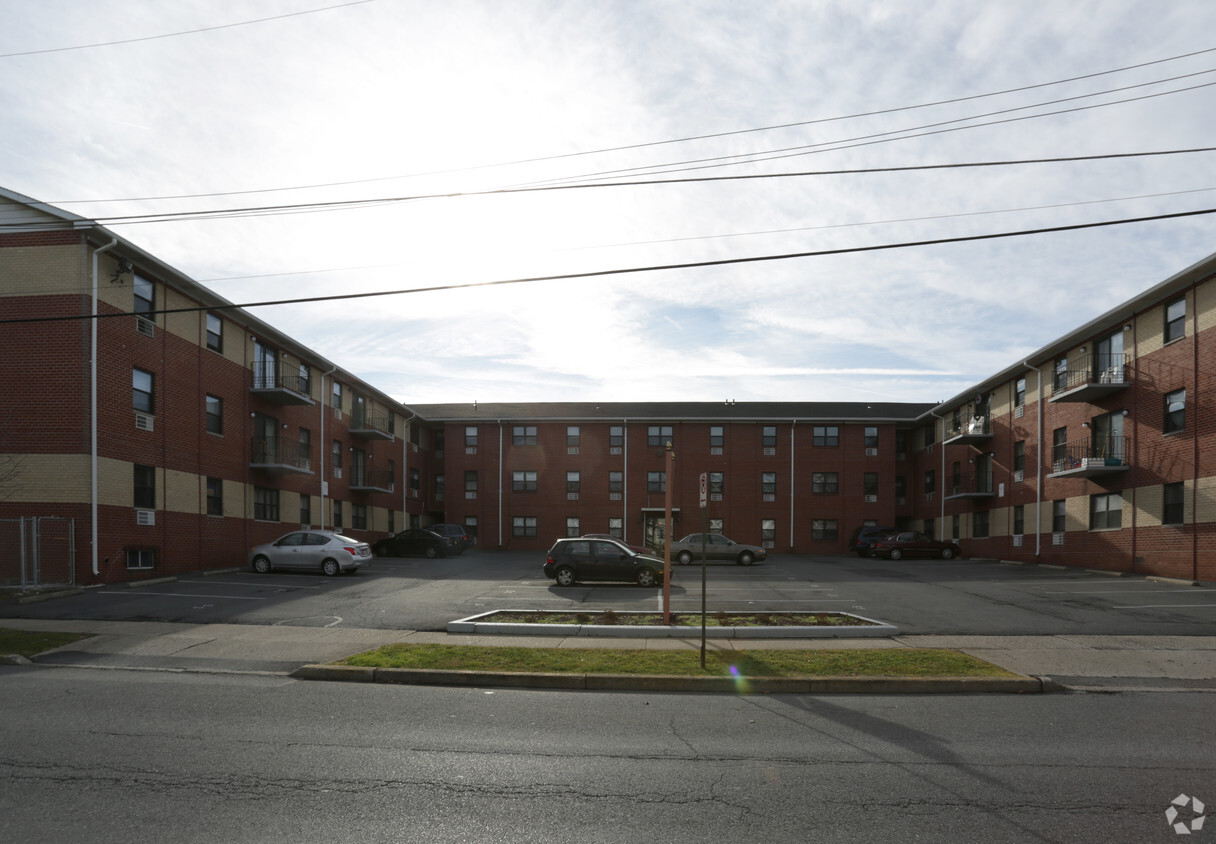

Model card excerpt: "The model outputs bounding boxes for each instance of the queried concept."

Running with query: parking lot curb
[290,665,1052,694]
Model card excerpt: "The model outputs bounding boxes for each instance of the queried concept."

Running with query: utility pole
[663,442,674,623]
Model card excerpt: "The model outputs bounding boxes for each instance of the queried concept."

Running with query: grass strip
[0,628,90,658]
[342,644,1014,678]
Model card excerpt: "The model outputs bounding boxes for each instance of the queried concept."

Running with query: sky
[2,0,1214,407]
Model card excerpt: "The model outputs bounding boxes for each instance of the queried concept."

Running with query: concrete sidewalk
[3,618,1216,692]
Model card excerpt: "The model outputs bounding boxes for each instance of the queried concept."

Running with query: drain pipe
[789,420,797,549]
[929,409,945,539]
[91,237,118,577]
[1023,361,1043,557]
[319,365,336,529]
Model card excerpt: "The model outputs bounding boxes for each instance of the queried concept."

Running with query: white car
[249,530,372,576]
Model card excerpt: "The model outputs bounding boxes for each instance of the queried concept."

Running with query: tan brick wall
[1197,278,1216,334]
[0,243,85,297]
[165,469,199,513]
[0,453,90,502]
[1136,484,1163,527]
[1197,476,1216,523]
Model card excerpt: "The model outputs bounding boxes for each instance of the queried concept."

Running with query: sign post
[699,472,708,667]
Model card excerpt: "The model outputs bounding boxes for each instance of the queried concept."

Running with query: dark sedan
[869,531,961,560]
[372,528,457,558]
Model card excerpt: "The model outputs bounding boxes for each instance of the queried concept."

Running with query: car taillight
[545,554,555,565]
[343,546,357,556]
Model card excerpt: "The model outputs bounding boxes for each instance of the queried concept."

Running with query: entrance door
[644,514,667,553]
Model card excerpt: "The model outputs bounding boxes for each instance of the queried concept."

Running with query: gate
[0,517,76,589]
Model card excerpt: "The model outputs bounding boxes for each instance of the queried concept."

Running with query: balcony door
[1092,411,1124,459]
[1094,331,1124,382]
[254,340,278,389]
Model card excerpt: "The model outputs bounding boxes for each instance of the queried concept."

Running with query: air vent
[333,468,342,479]
[136,317,155,337]
[1053,532,1065,546]
[1014,470,1025,483]
[1013,535,1023,547]
[1015,406,1025,419]
[135,413,154,431]
[136,509,155,526]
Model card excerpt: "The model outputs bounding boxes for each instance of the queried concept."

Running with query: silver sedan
[669,533,768,566]
[249,530,372,576]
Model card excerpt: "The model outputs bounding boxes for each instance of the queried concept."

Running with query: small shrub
[713,610,729,624]
[598,609,619,625]
[754,613,772,625]
[575,613,590,624]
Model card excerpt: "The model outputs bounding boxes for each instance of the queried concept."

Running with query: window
[863,472,878,496]
[352,503,367,530]
[1052,427,1068,465]
[709,472,724,495]
[812,519,837,540]
[710,426,724,448]
[408,469,419,495]
[387,509,395,535]
[205,395,222,434]
[465,426,478,448]
[1090,492,1123,530]
[812,472,838,494]
[133,465,155,509]
[205,312,223,352]
[973,511,989,538]
[895,430,907,456]
[332,440,342,471]
[762,426,777,448]
[647,471,666,493]
[300,494,311,526]
[435,474,445,497]
[1013,505,1024,536]
[1014,441,1026,473]
[566,471,580,494]
[566,517,580,538]
[133,368,154,413]
[464,516,477,540]
[1052,499,1066,533]
[1163,482,1184,526]
[1054,356,1068,392]
[923,423,936,447]
[206,477,222,516]
[609,426,624,448]
[298,363,311,395]
[133,273,154,316]
[465,471,478,495]
[299,428,311,460]
[1015,377,1026,408]
[126,548,156,570]
[513,426,537,446]
[1165,296,1186,344]
[1094,330,1124,381]
[566,426,580,448]
[951,514,959,540]
[331,380,342,409]
[387,459,395,490]
[332,500,342,530]
[512,516,537,538]
[864,426,878,449]
[761,519,776,543]
[609,471,623,493]
[513,470,538,492]
[894,476,906,499]
[608,517,623,539]
[254,487,279,521]
[813,426,839,447]
[924,470,935,494]
[1164,389,1186,434]
[648,425,673,447]
[761,472,776,495]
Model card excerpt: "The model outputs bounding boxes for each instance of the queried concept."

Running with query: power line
[43,45,1216,206]
[4,207,1214,326]
[0,1,378,59]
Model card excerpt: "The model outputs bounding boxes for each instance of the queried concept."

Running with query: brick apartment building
[1,185,1212,585]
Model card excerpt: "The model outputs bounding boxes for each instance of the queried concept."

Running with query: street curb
[290,664,1052,694]
[447,610,899,638]
[14,588,84,604]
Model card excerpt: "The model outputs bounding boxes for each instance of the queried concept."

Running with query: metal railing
[251,362,311,395]
[947,473,994,497]
[1051,436,1129,473]
[1054,353,1130,394]
[351,411,394,437]
[250,437,312,470]
[945,416,991,439]
[350,467,395,491]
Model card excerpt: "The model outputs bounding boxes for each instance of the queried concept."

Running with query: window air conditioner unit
[332,407,342,420]
[865,448,878,456]
[1053,532,1065,546]
[710,447,723,456]
[763,494,775,502]
[135,413,154,432]
[762,540,774,549]
[864,494,877,503]
[567,493,579,501]
[1015,406,1024,419]
[763,447,776,456]
[136,510,155,526]
[136,317,155,337]
[568,447,579,455]
[333,468,342,479]
[1013,535,1023,547]
[609,492,622,501]
[465,447,477,455]
[710,493,722,502]
[1014,470,1025,483]
[465,492,477,499]
[609,447,622,455]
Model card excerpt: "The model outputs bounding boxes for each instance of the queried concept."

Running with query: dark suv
[544,538,664,587]
[430,523,473,553]
[847,525,896,557]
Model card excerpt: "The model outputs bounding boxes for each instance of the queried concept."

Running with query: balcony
[350,411,395,441]
[944,473,994,501]
[1047,437,1130,478]
[250,364,314,406]
[1050,353,1130,403]
[250,437,312,474]
[943,415,992,446]
[350,467,395,493]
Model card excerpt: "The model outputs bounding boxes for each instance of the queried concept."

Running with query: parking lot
[3,551,1214,636]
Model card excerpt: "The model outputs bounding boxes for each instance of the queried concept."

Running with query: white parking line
[178,579,324,589]
[1120,603,1216,609]
[99,591,266,601]
[1039,588,1199,594]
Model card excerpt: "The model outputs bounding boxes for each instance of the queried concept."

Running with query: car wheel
[737,551,754,566]
[321,558,342,577]
[554,566,576,587]
[252,555,271,574]
[940,547,955,560]
[678,551,693,565]
[635,567,658,587]
[425,546,438,559]
[889,548,903,561]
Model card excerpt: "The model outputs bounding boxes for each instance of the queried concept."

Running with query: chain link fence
[0,517,76,589]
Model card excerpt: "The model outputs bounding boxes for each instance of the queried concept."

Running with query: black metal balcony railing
[945,473,994,499]
[350,411,395,440]
[251,363,314,406]
[944,415,992,444]
[1049,436,1130,477]
[350,467,395,492]
[1051,353,1130,400]
[250,437,312,472]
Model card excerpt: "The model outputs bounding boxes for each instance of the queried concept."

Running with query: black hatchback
[848,525,896,557]
[544,538,664,587]
[372,528,456,558]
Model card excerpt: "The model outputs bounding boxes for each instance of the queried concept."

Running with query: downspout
[622,419,629,545]
[90,237,117,577]
[497,421,504,549]
[788,420,797,549]
[320,366,336,529]
[1023,361,1043,558]
[401,411,416,530]
[929,410,944,540]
